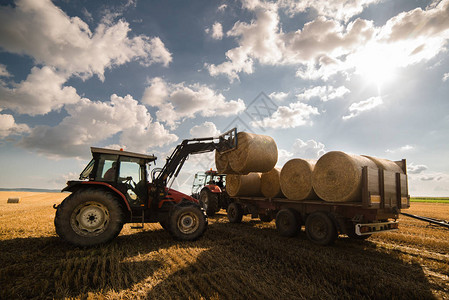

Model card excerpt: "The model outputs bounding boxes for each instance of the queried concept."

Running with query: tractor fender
[204,184,222,193]
[61,181,131,212]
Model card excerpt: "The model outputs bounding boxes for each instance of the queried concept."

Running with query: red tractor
[191,170,231,216]
[54,129,237,247]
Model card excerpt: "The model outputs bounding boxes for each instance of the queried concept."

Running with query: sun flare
[353,44,399,86]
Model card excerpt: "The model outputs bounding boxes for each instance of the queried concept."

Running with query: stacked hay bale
[215,151,236,174]
[216,132,277,175]
[280,159,317,201]
[216,132,402,202]
[226,173,263,197]
[215,132,278,197]
[362,155,404,173]
[312,151,378,202]
[261,168,283,198]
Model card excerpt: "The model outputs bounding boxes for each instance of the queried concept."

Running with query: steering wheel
[124,176,136,189]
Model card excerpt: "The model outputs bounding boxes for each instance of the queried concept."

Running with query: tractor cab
[77,147,156,207]
[192,170,226,199]
[191,170,230,217]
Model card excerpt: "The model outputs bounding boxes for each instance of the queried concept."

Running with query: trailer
[226,161,410,245]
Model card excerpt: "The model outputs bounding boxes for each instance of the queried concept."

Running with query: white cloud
[407,163,428,174]
[19,94,177,158]
[277,138,326,166]
[206,0,449,82]
[189,122,221,138]
[0,64,11,77]
[142,77,169,107]
[280,0,379,22]
[292,138,326,159]
[0,114,30,138]
[296,85,350,102]
[408,170,449,196]
[251,101,319,129]
[443,73,449,82]
[206,22,224,40]
[143,78,246,129]
[276,148,294,167]
[218,4,228,11]
[269,91,289,101]
[0,0,172,81]
[206,3,281,81]
[386,145,414,154]
[342,96,382,120]
[0,66,81,115]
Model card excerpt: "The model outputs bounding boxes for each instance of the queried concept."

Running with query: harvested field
[1,192,448,299]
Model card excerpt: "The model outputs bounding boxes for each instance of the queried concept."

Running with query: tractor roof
[90,147,157,162]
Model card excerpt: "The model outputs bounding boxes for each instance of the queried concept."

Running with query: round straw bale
[280,159,317,200]
[228,132,277,174]
[7,197,20,204]
[215,151,237,174]
[226,173,262,197]
[362,155,404,173]
[312,151,377,202]
[261,168,284,198]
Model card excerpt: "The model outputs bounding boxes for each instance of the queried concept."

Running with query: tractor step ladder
[131,209,145,229]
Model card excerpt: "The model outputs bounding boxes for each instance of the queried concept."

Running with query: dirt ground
[1,192,448,299]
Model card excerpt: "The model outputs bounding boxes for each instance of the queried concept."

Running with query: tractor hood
[165,187,199,204]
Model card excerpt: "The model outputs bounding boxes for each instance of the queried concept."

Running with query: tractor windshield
[79,159,95,180]
[192,172,206,195]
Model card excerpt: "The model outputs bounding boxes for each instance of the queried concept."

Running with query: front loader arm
[154,128,237,187]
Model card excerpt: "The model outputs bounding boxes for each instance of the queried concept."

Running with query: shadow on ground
[0,214,437,299]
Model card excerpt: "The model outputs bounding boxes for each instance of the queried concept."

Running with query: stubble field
[0,192,448,299]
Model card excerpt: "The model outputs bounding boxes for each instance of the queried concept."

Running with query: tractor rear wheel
[199,189,218,216]
[168,205,207,241]
[54,189,124,247]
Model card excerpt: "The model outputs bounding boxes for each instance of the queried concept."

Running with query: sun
[352,44,399,87]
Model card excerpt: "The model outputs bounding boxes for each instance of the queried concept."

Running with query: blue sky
[0,0,448,196]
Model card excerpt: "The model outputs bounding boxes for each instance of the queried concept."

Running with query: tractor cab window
[118,156,147,205]
[205,174,225,188]
[96,154,119,181]
[216,175,226,189]
[192,173,206,196]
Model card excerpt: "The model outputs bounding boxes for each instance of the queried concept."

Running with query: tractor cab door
[117,157,148,206]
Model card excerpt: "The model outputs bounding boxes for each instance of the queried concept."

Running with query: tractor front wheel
[54,189,124,247]
[168,205,207,241]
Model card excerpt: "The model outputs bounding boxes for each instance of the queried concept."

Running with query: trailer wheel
[305,212,337,245]
[169,205,207,241]
[275,208,301,237]
[227,203,243,223]
[199,189,218,217]
[259,214,273,222]
[54,189,124,247]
